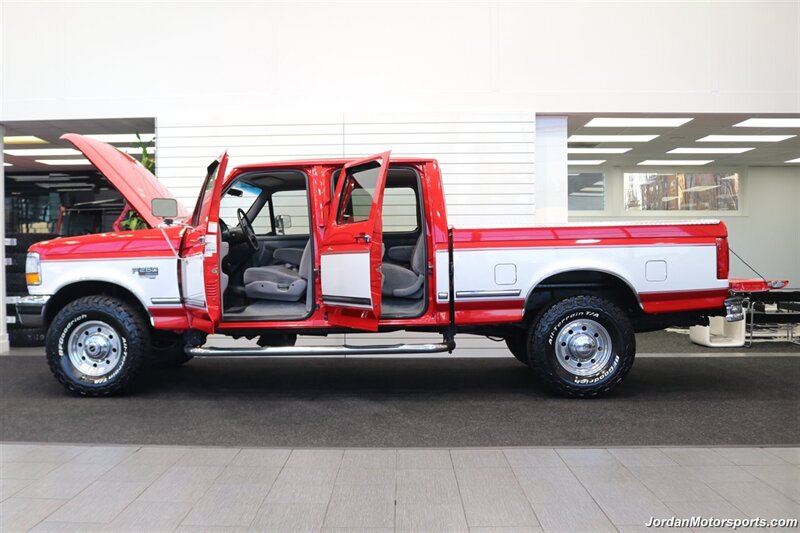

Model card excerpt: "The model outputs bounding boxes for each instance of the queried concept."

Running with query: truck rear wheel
[46,296,149,396]
[504,334,529,365]
[528,295,635,398]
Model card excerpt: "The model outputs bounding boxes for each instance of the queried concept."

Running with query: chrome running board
[187,341,455,357]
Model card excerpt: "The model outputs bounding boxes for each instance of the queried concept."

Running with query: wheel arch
[44,281,151,326]
[524,268,642,318]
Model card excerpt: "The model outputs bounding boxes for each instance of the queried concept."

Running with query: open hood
[61,133,189,228]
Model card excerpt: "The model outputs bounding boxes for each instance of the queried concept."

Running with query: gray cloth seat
[244,240,311,302]
[382,234,424,298]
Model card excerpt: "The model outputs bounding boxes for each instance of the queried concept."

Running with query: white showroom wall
[1,1,798,122]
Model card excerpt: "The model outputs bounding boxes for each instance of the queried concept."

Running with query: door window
[192,161,221,227]
[272,190,310,235]
[336,161,382,225]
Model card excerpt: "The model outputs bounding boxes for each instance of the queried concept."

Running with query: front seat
[243,240,311,302]
[382,234,424,298]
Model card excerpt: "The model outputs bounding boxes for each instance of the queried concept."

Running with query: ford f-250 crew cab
[17,134,746,398]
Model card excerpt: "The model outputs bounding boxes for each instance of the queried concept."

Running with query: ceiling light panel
[567,148,632,154]
[668,147,754,154]
[567,160,606,166]
[785,157,800,163]
[3,135,48,144]
[638,160,713,166]
[586,117,693,128]
[5,148,82,157]
[698,135,795,142]
[35,159,92,166]
[569,135,659,143]
[86,133,155,143]
[734,118,800,128]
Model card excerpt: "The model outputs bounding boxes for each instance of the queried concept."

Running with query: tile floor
[1,443,798,532]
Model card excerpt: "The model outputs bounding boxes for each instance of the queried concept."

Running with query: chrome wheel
[554,318,612,376]
[67,320,122,377]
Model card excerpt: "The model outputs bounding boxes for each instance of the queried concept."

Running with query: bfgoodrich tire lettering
[46,296,149,396]
[529,295,635,398]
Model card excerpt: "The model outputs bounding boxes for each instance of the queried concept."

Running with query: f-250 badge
[131,267,159,279]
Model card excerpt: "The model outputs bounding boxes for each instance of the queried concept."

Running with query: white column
[0,125,9,354]
[534,115,568,225]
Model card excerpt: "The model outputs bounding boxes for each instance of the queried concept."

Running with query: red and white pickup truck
[18,134,746,397]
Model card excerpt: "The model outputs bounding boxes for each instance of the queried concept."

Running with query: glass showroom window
[624,171,739,212]
[568,172,605,211]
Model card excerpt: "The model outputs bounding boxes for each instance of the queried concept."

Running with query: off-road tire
[46,295,150,396]
[149,332,193,368]
[528,295,635,398]
[504,334,529,365]
[9,327,47,347]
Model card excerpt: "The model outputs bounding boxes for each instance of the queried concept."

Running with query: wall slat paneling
[157,112,535,229]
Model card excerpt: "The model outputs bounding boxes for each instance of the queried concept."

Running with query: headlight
[25,252,41,286]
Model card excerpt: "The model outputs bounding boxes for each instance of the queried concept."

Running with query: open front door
[320,152,390,331]
[180,154,229,333]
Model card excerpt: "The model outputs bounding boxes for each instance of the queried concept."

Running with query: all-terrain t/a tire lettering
[528,295,635,398]
[46,295,150,396]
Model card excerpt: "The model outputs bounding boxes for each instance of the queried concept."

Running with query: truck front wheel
[528,295,635,398]
[46,296,150,396]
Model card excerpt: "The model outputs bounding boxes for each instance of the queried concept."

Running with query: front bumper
[15,295,50,328]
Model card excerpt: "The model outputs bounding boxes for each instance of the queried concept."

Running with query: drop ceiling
[563,113,800,169]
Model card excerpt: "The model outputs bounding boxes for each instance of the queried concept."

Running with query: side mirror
[275,214,292,234]
[151,198,178,218]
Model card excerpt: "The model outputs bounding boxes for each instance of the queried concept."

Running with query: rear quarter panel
[436,221,729,321]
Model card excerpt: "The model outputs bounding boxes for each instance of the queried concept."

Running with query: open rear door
[180,154,229,333]
[320,152,390,331]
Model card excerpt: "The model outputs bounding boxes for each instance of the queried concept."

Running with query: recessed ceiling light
[36,182,93,189]
[118,146,156,155]
[86,133,155,144]
[668,147,754,154]
[35,159,92,166]
[5,148,82,157]
[3,162,12,167]
[785,157,800,163]
[697,135,795,142]
[586,118,692,128]
[568,160,606,166]
[734,118,800,128]
[638,160,713,166]
[567,148,632,154]
[11,175,72,182]
[569,135,658,143]
[579,186,604,192]
[3,135,48,144]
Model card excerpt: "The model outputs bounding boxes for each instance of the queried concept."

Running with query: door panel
[180,154,229,333]
[320,152,390,331]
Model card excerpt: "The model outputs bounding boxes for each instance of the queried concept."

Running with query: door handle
[354,233,371,243]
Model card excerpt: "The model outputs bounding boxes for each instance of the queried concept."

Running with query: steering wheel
[237,208,259,252]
